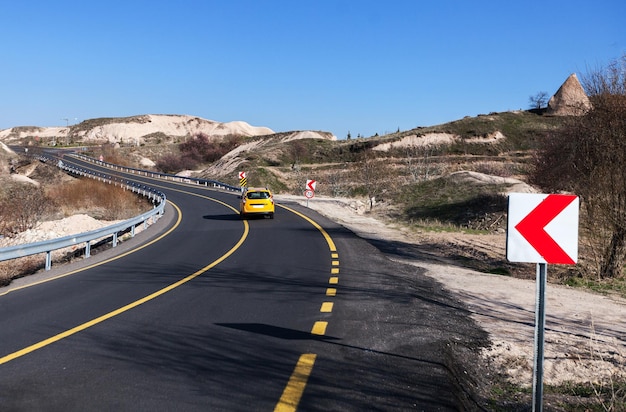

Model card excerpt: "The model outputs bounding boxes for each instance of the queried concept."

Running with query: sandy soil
[0,215,121,245]
[275,194,626,389]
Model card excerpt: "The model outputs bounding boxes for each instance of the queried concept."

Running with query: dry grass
[0,256,42,287]
[585,324,626,411]
[0,174,153,285]
[0,180,52,235]
[45,178,150,220]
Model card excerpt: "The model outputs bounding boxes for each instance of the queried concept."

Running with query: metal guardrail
[72,153,242,193]
[0,159,166,271]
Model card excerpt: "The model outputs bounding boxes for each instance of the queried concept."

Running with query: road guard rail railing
[72,153,241,193]
[0,156,167,271]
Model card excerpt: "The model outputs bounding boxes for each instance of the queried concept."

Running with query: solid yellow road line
[0,201,183,297]
[1,186,240,296]
[0,205,249,365]
[274,353,317,412]
[277,205,337,253]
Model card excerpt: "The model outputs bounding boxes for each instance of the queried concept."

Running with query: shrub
[180,133,244,164]
[0,182,52,236]
[155,134,244,173]
[0,257,42,286]
[45,178,149,220]
[155,153,191,174]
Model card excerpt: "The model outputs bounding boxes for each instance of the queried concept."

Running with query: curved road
[0,154,487,411]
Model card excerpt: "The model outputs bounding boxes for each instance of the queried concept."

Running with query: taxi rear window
[247,191,270,199]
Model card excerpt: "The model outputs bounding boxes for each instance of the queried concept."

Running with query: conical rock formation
[547,73,591,116]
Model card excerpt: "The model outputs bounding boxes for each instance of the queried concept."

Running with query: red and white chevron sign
[306,179,317,191]
[507,193,579,264]
[238,171,247,180]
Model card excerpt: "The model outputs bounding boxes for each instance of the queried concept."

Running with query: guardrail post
[45,251,52,271]
[85,241,91,258]
[113,233,118,247]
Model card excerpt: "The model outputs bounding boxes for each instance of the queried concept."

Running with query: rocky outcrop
[197,130,336,178]
[0,114,275,144]
[546,73,591,116]
[0,115,338,146]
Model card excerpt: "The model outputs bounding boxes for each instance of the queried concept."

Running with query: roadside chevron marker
[507,193,579,264]
[306,179,317,191]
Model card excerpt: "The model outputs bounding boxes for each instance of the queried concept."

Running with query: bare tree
[404,145,438,182]
[357,152,391,210]
[581,55,626,96]
[531,54,626,278]
[288,140,308,167]
[529,91,549,109]
[326,168,348,197]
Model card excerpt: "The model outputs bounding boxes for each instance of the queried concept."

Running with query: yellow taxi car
[240,187,275,219]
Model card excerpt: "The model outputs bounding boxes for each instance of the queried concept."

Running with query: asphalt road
[0,154,488,411]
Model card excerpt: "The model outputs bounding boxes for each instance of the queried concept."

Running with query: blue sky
[1,1,624,139]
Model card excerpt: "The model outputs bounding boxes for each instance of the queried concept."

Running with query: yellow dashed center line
[311,321,328,336]
[275,204,343,411]
[320,302,334,313]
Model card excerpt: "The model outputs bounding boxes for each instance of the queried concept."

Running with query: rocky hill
[0,114,279,146]
[0,142,17,175]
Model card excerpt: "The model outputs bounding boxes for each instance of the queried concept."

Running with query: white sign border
[506,193,579,264]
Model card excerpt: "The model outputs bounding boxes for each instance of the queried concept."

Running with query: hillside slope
[0,114,276,145]
[192,110,565,196]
